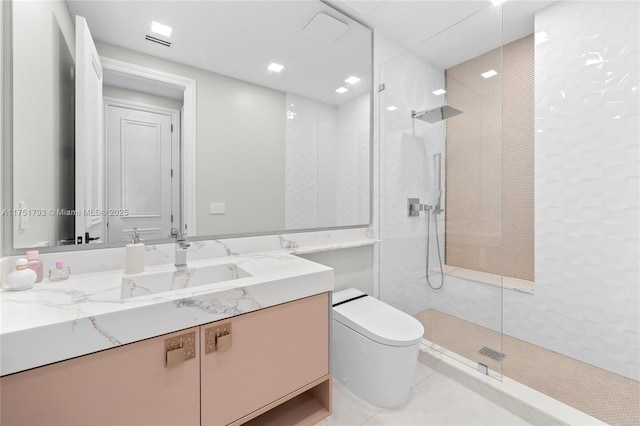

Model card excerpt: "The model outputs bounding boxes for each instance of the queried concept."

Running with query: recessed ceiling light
[151,21,172,37]
[345,76,361,85]
[432,89,447,96]
[268,63,285,73]
[481,69,498,79]
[335,87,349,94]
[491,0,505,5]
[386,106,398,111]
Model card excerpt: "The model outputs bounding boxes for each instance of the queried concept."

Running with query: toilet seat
[332,289,424,347]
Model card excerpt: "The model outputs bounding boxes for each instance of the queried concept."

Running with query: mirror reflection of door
[105,101,179,243]
[75,15,104,244]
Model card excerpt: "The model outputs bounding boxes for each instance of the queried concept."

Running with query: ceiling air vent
[145,35,171,47]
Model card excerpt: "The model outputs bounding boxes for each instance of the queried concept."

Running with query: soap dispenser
[125,228,145,274]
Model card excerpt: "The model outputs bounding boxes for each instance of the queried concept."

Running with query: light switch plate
[209,202,226,215]
[18,201,27,230]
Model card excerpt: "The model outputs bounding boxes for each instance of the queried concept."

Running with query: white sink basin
[121,263,251,299]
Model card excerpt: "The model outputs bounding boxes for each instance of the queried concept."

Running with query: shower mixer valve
[408,198,432,217]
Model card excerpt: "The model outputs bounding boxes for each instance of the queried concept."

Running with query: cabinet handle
[166,346,186,367]
[205,323,232,354]
[217,334,232,351]
[164,331,196,367]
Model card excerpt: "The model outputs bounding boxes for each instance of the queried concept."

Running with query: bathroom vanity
[0,252,334,425]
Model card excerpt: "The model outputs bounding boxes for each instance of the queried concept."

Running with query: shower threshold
[419,342,604,425]
[415,310,639,425]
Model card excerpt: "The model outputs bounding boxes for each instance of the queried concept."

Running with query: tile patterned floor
[316,362,531,425]
[415,309,640,426]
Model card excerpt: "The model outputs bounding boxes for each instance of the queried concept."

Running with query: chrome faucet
[171,229,190,267]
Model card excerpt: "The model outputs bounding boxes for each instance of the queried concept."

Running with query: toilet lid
[332,289,425,347]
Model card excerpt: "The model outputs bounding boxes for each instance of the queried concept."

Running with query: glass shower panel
[378,3,504,379]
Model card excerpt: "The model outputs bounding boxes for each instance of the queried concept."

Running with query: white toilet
[331,288,425,408]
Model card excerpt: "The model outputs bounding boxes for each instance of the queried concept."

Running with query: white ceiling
[333,0,556,69]
[67,1,556,103]
[67,1,372,105]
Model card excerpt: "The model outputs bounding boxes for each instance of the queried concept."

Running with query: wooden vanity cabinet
[201,292,330,426]
[0,327,201,426]
[0,293,331,426]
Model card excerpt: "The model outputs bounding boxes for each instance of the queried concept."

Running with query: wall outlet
[209,202,226,215]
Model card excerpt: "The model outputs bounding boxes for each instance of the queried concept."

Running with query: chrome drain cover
[478,346,505,361]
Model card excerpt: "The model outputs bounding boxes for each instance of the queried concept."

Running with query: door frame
[103,98,180,243]
[100,56,197,236]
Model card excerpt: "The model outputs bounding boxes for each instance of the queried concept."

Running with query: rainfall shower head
[412,105,463,123]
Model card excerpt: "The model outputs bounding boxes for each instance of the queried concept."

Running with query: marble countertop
[0,253,333,376]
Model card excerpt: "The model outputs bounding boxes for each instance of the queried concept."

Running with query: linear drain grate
[478,346,505,361]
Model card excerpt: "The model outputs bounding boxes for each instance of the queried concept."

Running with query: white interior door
[75,15,104,244]
[106,103,176,243]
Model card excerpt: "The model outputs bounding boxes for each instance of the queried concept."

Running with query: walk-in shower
[381,1,639,423]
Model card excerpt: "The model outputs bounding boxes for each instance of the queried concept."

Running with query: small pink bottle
[26,250,43,283]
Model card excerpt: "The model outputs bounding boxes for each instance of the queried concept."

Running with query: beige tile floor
[316,362,531,425]
[415,309,640,426]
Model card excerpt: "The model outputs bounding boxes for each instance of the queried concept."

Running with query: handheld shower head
[434,153,442,213]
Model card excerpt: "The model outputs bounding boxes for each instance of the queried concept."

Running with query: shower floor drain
[478,346,505,361]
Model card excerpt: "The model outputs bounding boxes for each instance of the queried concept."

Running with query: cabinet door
[201,293,329,426]
[0,327,200,426]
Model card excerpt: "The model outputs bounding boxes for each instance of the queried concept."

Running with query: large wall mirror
[4,0,372,252]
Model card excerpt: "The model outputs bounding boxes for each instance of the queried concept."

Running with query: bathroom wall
[12,0,75,248]
[299,246,373,295]
[336,93,370,228]
[1,1,5,256]
[285,93,370,230]
[378,50,446,315]
[95,42,286,237]
[284,94,336,229]
[429,1,640,381]
[445,35,535,281]
[521,0,639,381]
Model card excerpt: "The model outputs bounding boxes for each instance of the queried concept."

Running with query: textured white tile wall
[525,0,639,381]
[378,52,447,315]
[428,1,640,381]
[285,93,370,230]
[284,94,336,229]
[336,93,371,227]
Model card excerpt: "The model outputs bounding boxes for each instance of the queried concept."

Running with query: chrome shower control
[408,198,432,216]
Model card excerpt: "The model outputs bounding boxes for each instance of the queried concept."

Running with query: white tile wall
[378,51,446,315]
[336,93,371,227]
[285,93,370,229]
[525,0,639,381]
[284,94,335,229]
